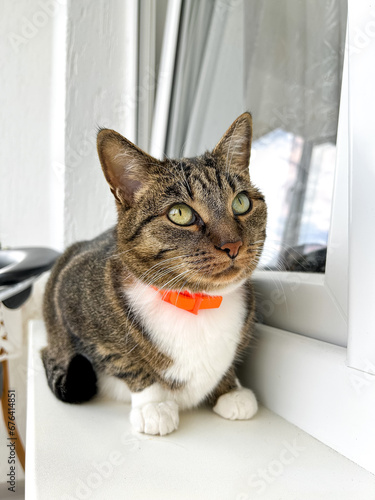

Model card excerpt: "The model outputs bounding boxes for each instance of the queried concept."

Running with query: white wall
[0,0,61,486]
[0,0,170,251]
[0,0,139,250]
[63,1,132,246]
[0,0,138,488]
[0,0,57,249]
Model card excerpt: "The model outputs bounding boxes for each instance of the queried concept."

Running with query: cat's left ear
[213,112,252,173]
[97,129,161,206]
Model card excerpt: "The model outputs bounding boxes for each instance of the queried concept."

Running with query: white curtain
[167,0,245,157]
[166,0,215,157]
[243,0,347,143]
[162,0,345,154]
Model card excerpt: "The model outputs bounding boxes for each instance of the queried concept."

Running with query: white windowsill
[241,323,375,475]
[25,321,375,500]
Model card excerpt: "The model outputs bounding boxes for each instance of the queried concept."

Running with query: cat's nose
[219,240,243,259]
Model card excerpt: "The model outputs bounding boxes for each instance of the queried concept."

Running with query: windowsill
[251,270,347,346]
[26,321,375,499]
[241,323,375,475]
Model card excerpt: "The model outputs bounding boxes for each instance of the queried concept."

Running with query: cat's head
[97,113,266,294]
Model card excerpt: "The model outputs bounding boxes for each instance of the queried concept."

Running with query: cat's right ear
[97,129,160,206]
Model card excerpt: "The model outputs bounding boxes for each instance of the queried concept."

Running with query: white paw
[130,401,179,436]
[213,388,258,420]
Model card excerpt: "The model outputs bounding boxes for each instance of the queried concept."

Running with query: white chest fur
[124,282,247,409]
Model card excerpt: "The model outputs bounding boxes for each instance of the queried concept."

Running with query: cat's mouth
[211,261,243,279]
[206,254,258,285]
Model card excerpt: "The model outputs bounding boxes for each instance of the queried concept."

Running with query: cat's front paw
[130,400,179,436]
[213,388,258,420]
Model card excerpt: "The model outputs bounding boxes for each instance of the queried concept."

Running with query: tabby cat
[42,112,267,435]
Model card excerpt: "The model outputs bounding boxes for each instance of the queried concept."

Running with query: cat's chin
[212,264,243,279]
[176,265,252,295]
[190,273,249,296]
[205,277,248,296]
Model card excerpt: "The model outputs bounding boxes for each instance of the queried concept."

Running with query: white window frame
[150,0,182,159]
[252,19,349,349]
[245,0,375,474]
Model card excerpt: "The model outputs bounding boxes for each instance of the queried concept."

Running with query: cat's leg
[41,332,97,404]
[129,384,179,436]
[42,257,97,403]
[209,368,258,420]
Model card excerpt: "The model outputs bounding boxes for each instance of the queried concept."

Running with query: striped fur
[42,113,267,434]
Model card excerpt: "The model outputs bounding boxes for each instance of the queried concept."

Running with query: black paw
[54,355,97,404]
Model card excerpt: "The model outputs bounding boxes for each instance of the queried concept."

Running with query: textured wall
[0,0,56,248]
[0,1,136,488]
[0,0,59,485]
[0,0,163,249]
[63,0,134,247]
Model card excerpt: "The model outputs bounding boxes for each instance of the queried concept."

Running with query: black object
[262,244,327,273]
[279,244,327,273]
[0,248,60,286]
[0,247,60,309]
[2,287,33,309]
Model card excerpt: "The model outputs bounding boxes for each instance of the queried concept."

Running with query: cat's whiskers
[153,266,201,315]
[251,259,289,315]
[154,263,216,322]
[260,239,310,267]
[135,263,187,295]
[135,254,191,284]
[248,239,266,247]
[157,267,197,293]
[177,262,208,295]
[137,250,213,287]
[139,263,189,293]
[145,266,205,332]
[127,260,195,314]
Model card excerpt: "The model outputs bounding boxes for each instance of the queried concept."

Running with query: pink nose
[220,240,243,259]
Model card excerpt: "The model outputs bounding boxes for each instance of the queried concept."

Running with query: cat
[42,112,267,435]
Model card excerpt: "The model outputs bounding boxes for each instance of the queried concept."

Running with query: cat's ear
[97,129,160,206]
[213,112,252,173]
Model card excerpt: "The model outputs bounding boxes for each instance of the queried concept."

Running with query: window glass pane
[245,1,347,272]
[165,1,347,274]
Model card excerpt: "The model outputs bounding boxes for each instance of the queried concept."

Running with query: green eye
[168,204,195,226]
[232,192,251,215]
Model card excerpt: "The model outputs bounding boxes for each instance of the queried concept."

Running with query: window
[151,0,348,347]
[251,50,349,347]
[145,0,375,473]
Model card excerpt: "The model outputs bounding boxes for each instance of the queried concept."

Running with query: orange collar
[153,288,223,315]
